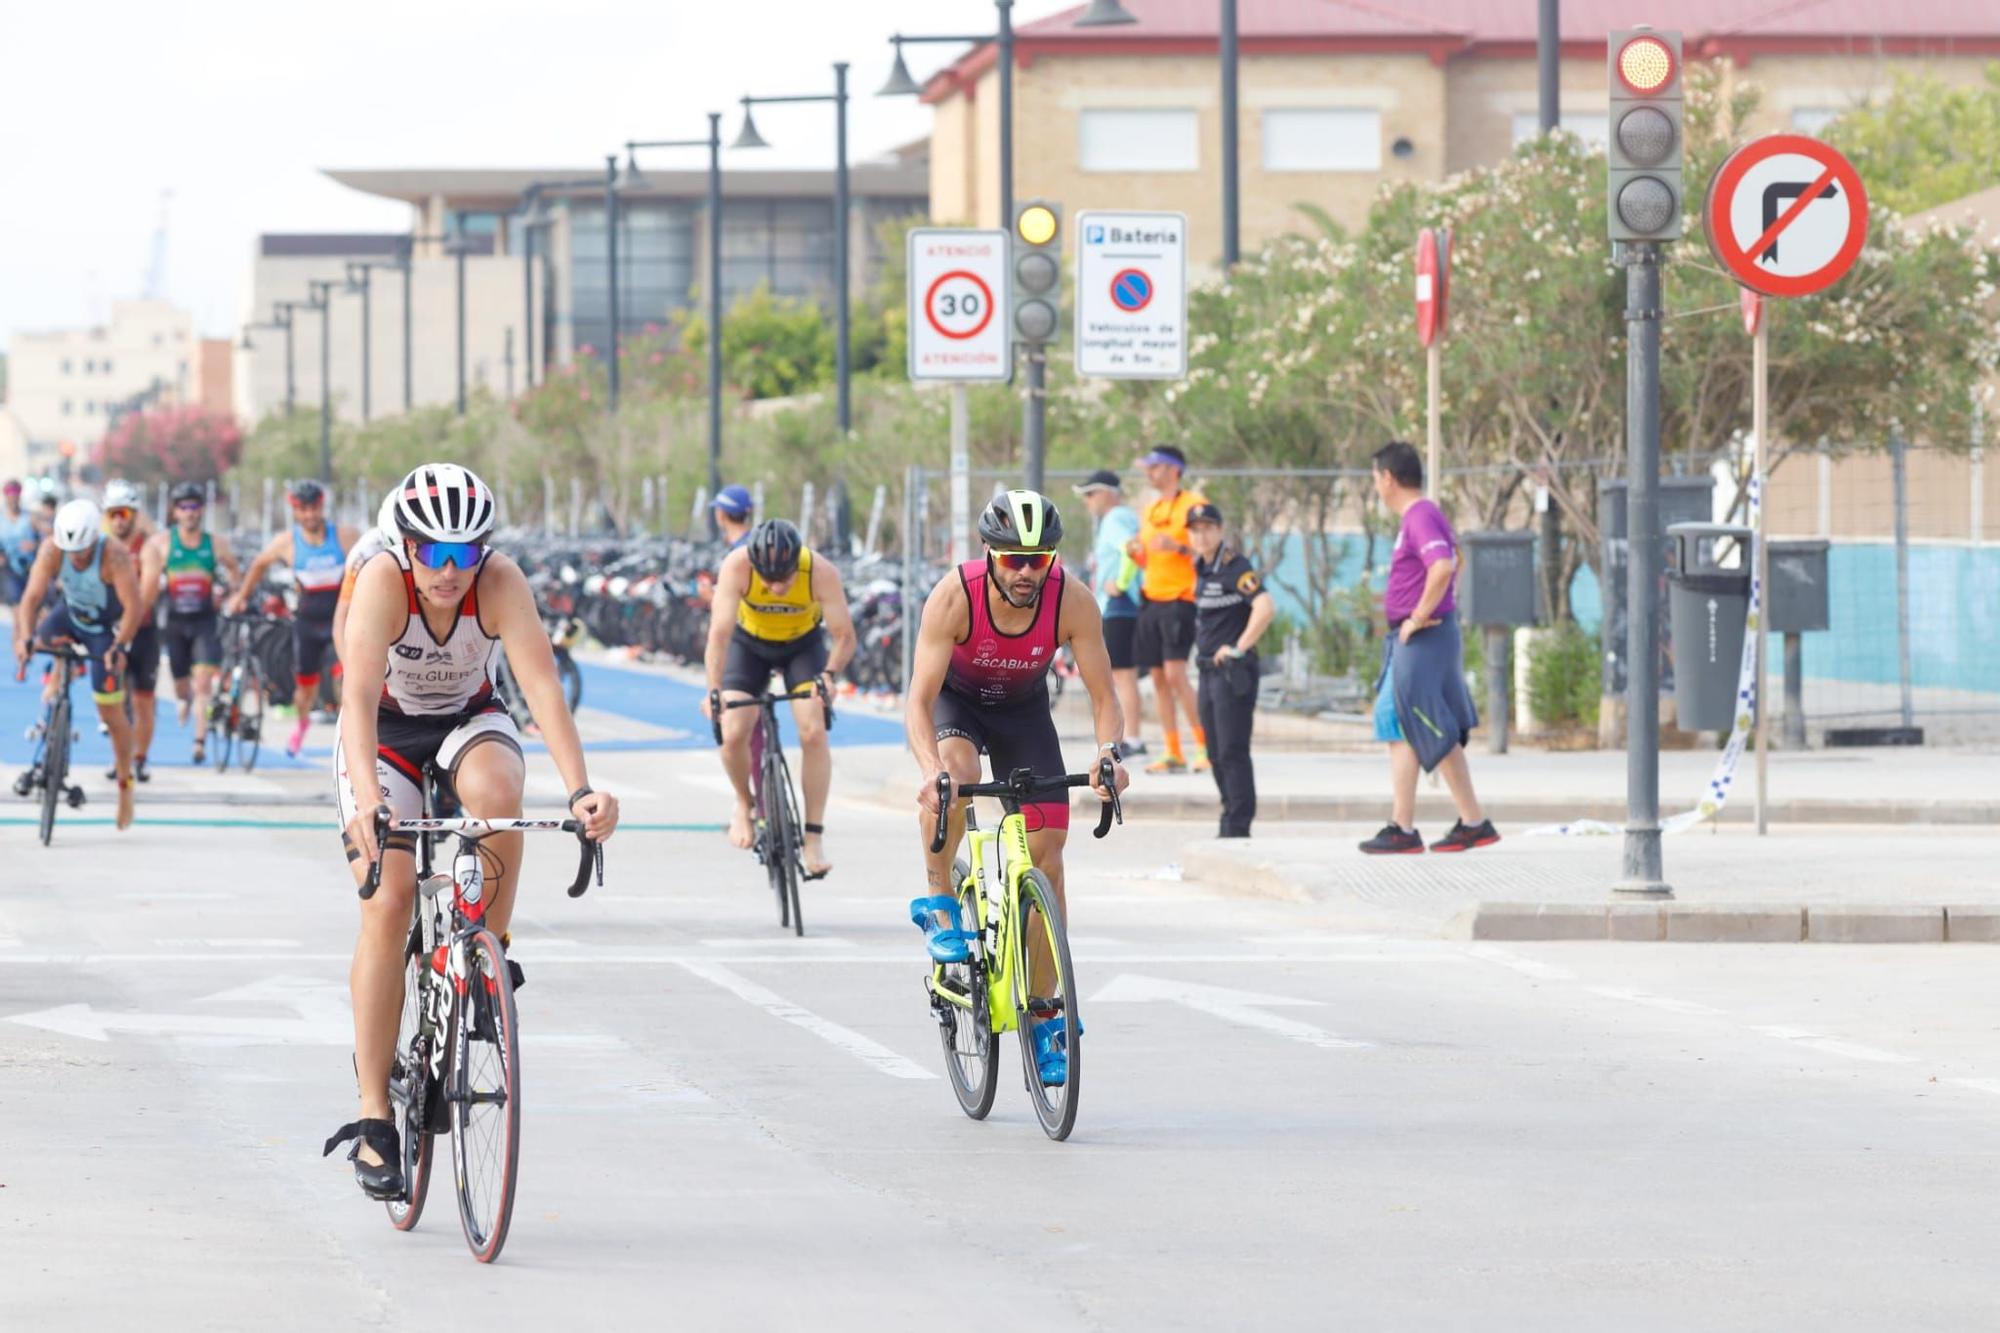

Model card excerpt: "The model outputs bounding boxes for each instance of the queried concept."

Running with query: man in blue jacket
[1074,469,1146,756]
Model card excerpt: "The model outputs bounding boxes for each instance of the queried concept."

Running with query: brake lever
[927,771,952,855]
[1091,756,1123,839]
[360,807,392,900]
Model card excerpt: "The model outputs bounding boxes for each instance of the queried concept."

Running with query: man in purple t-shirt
[1360,441,1498,855]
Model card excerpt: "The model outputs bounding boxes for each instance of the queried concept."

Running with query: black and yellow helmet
[977,489,1063,553]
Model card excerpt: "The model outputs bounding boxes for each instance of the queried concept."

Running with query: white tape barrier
[1529,475,1762,838]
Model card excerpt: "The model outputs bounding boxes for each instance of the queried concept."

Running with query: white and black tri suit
[334,554,520,848]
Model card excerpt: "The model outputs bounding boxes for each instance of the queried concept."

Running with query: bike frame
[933,804,1039,1036]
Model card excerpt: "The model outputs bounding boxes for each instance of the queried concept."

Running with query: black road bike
[358,796,603,1264]
[13,641,93,845]
[712,681,833,937]
[207,613,273,772]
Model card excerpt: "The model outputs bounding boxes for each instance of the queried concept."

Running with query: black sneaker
[1431,819,1501,853]
[1359,824,1425,855]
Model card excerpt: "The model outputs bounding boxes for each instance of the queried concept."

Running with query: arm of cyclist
[137,533,167,620]
[104,541,145,664]
[226,532,286,616]
[905,575,968,816]
[481,554,619,842]
[1058,575,1131,803]
[339,556,400,865]
[700,549,750,720]
[813,555,857,688]
[10,541,57,669]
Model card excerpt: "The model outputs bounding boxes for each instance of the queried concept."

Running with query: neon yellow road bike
[915,761,1121,1142]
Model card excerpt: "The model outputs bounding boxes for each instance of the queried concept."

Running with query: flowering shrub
[94,406,243,486]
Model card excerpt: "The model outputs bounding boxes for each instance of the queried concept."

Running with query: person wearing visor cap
[1188,502,1273,838]
[1129,444,1208,775]
[711,484,755,549]
[1072,468,1146,757]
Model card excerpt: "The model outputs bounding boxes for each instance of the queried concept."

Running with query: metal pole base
[1615,825,1674,897]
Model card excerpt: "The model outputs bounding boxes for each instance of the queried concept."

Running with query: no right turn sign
[1704,134,1869,298]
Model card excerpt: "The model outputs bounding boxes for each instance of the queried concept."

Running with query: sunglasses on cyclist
[105,507,137,521]
[174,499,204,512]
[409,540,484,571]
[992,550,1055,573]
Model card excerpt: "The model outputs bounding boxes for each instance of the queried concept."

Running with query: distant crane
[143,189,174,300]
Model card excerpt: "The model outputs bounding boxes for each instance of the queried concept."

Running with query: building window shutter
[1078,109,1200,173]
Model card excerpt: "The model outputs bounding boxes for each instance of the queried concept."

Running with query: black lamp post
[306,279,336,482]
[271,302,304,416]
[605,155,622,412]
[734,62,852,436]
[882,2,1016,226]
[625,114,725,520]
[516,176,602,393]
[444,216,479,414]
[343,262,378,422]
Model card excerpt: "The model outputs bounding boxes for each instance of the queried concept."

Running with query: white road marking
[1749,1025,1915,1065]
[1585,986,1726,1017]
[675,959,936,1080]
[1092,973,1371,1050]
[1465,944,1578,981]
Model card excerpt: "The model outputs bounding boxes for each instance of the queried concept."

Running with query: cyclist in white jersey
[332,490,399,660]
[334,462,619,1200]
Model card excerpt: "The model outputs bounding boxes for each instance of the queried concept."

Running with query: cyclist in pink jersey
[907,490,1128,919]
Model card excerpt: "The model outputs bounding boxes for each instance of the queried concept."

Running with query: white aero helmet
[102,479,143,512]
[375,488,401,542]
[53,499,103,552]
[393,463,496,544]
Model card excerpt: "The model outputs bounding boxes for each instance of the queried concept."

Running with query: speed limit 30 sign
[907,227,1012,382]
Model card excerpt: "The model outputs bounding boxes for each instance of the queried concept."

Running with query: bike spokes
[451,928,520,1263]
[1018,870,1081,1142]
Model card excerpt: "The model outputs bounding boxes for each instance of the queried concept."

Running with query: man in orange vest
[1127,444,1207,774]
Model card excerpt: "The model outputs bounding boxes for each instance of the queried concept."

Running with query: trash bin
[1598,476,1716,695]
[1460,531,1538,628]
[1666,522,1752,730]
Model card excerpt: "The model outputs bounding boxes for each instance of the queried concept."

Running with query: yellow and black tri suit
[722,549,828,693]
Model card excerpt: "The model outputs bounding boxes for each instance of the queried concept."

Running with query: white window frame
[1261,108,1383,173]
[1078,108,1200,173]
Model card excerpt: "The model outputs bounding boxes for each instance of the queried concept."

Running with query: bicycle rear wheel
[39,697,69,846]
[936,862,997,1119]
[451,927,520,1263]
[386,916,436,1232]
[212,680,237,773]
[557,647,583,713]
[1017,869,1081,1142]
[238,667,264,773]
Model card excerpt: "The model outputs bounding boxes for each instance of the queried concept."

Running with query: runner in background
[102,480,161,781]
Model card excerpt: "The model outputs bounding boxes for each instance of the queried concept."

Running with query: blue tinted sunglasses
[410,540,484,570]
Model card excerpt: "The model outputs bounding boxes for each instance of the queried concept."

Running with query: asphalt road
[7,719,2000,1330]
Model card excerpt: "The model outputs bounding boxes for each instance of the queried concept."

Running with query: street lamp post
[734,62,852,436]
[447,214,475,414]
[881,0,1016,227]
[343,263,375,422]
[626,115,726,521]
[272,302,303,417]
[516,175,604,395]
[305,280,336,482]
[605,155,622,412]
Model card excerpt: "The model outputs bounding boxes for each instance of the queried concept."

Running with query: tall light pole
[343,262,375,422]
[626,114,726,519]
[306,279,336,482]
[272,302,303,417]
[516,177,605,394]
[734,62,852,435]
[446,215,476,414]
[881,0,1016,228]
[604,155,622,412]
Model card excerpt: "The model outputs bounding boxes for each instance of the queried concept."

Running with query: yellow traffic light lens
[1617,36,1675,95]
[1017,204,1058,247]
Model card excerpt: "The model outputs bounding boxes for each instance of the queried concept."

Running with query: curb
[1458,901,1978,943]
[1174,843,1313,904]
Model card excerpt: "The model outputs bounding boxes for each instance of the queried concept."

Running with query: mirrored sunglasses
[174,500,204,511]
[105,507,137,521]
[410,540,484,571]
[993,551,1055,572]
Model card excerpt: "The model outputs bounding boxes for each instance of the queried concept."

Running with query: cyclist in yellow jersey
[702,519,856,876]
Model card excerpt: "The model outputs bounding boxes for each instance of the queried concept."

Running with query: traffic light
[1607,27,1684,243]
[1011,200,1062,346]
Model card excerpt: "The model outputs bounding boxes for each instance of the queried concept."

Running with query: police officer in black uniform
[1188,503,1273,838]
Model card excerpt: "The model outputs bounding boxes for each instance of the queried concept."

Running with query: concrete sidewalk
[861,734,2000,827]
[1176,823,2000,943]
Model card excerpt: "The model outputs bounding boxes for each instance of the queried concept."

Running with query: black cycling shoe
[323,1118,405,1201]
[1359,823,1425,855]
[105,757,150,783]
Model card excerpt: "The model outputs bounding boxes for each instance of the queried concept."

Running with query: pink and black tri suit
[933,558,1070,831]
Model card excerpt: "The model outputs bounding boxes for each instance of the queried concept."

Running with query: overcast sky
[0,0,1078,350]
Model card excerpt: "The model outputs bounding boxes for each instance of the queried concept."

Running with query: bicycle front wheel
[212,683,236,773]
[386,917,436,1232]
[775,757,805,938]
[1017,869,1081,1142]
[936,862,996,1119]
[38,698,69,846]
[238,668,264,773]
[451,927,520,1263]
